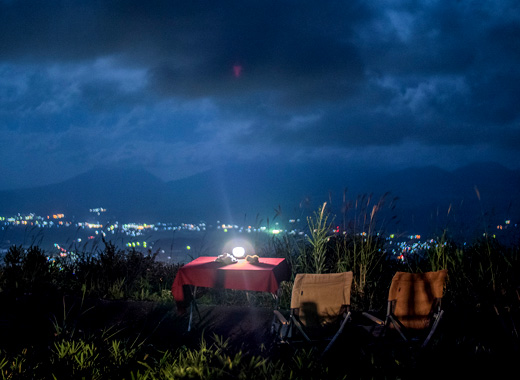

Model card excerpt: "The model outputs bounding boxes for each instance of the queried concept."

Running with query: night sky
[1,0,519,191]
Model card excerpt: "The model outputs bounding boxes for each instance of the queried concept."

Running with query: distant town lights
[86,223,103,229]
[90,208,107,216]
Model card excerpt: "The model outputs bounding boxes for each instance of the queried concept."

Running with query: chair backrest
[291,272,353,327]
[388,269,448,330]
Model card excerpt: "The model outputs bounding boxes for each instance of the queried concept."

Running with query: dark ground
[0,292,279,356]
[1,292,518,379]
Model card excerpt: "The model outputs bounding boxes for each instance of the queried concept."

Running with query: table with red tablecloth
[171,256,291,326]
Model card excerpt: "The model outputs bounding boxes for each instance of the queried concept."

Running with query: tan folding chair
[273,272,353,355]
[362,269,448,348]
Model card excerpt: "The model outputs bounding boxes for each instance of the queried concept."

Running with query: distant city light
[86,223,103,229]
[2,209,517,266]
[89,207,107,215]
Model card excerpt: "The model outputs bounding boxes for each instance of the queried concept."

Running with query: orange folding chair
[273,272,353,355]
[362,269,448,347]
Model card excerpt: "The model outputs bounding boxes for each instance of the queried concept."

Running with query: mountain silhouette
[0,162,518,239]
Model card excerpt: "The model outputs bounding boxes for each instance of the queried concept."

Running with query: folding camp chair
[272,272,353,355]
[362,269,448,348]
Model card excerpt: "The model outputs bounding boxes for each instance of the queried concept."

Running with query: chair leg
[388,315,408,342]
[322,311,351,356]
[422,310,444,348]
[292,316,312,342]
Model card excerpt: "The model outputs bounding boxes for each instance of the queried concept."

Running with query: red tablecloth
[171,256,291,311]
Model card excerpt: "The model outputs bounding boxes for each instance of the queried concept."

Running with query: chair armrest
[273,310,289,325]
[362,311,385,325]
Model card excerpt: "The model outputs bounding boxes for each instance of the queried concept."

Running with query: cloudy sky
[1,0,519,190]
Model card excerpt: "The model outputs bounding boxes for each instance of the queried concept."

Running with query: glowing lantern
[232,246,245,258]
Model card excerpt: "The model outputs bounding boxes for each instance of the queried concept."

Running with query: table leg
[270,288,282,334]
[188,285,198,332]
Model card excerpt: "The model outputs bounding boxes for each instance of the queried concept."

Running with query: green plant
[137,334,284,380]
[305,202,333,274]
[0,245,58,295]
[52,339,100,379]
[0,348,31,380]
[107,278,126,300]
[428,231,453,272]
[288,202,336,275]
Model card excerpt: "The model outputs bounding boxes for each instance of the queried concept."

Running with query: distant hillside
[0,167,174,222]
[375,163,520,238]
[0,162,519,239]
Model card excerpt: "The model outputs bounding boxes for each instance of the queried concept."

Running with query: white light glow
[232,246,245,258]
[223,238,254,258]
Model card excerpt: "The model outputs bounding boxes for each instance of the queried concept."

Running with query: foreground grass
[0,333,372,380]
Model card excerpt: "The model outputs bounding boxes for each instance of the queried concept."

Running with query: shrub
[0,245,58,295]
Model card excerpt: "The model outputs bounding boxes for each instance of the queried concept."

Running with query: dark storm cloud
[0,0,519,189]
[144,2,368,104]
[0,1,367,94]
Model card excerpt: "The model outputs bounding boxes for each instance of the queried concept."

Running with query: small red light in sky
[233,64,243,78]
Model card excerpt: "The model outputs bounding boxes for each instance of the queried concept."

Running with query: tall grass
[303,202,331,274]
[336,193,394,309]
